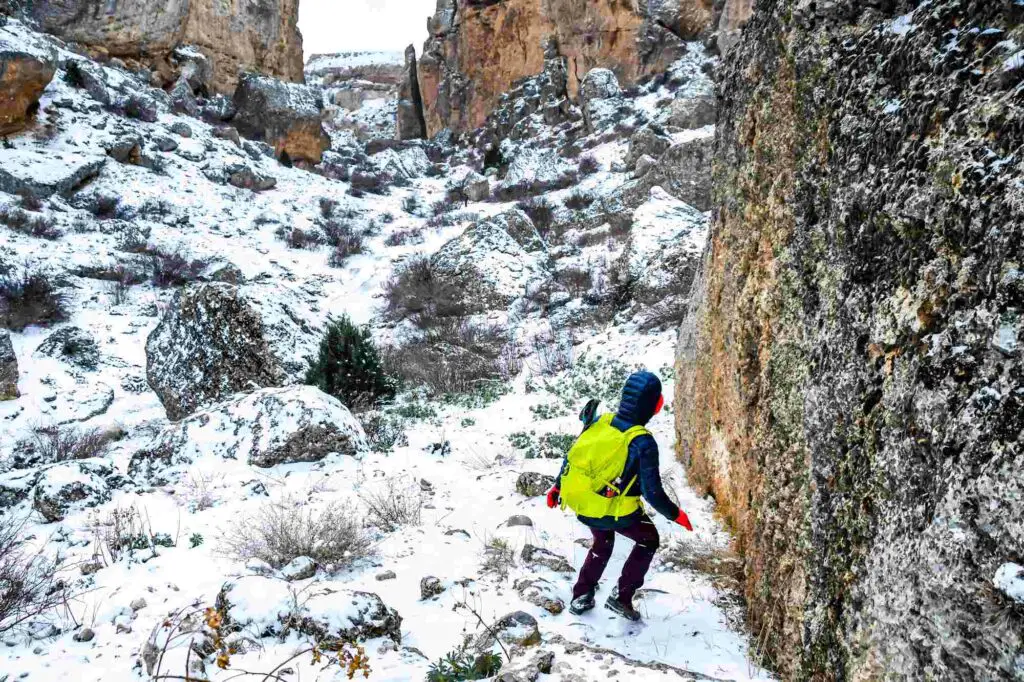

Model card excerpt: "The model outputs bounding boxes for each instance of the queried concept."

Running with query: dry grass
[358,476,424,533]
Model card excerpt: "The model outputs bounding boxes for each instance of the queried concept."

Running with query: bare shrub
[328,232,366,268]
[12,425,121,469]
[578,155,600,175]
[359,476,423,532]
[564,190,594,211]
[18,192,43,212]
[92,195,120,220]
[383,256,481,328]
[89,505,174,565]
[383,321,511,395]
[0,515,68,636]
[384,227,424,246]
[149,249,209,288]
[349,168,390,195]
[0,270,68,331]
[557,266,594,298]
[480,537,516,579]
[0,204,59,240]
[527,324,575,376]
[221,498,373,571]
[181,470,222,512]
[276,225,320,250]
[319,197,338,219]
[516,198,555,237]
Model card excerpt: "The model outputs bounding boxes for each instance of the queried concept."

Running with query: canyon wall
[676,0,1024,678]
[24,0,303,92]
[418,0,713,136]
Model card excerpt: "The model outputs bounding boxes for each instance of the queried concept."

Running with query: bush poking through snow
[359,476,423,533]
[564,190,595,211]
[148,249,210,288]
[480,537,517,579]
[0,514,68,636]
[516,198,555,237]
[578,155,600,175]
[383,256,482,329]
[0,204,60,240]
[304,315,396,410]
[12,425,121,469]
[427,649,503,682]
[221,498,373,571]
[0,270,68,331]
[383,321,511,395]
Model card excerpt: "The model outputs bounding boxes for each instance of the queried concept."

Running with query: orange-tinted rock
[0,28,57,135]
[232,73,330,165]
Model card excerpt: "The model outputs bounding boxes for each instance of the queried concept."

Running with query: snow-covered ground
[0,17,770,682]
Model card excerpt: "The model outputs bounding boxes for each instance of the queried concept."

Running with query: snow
[887,14,916,36]
[1003,50,1024,72]
[306,51,405,72]
[0,19,771,682]
[994,563,1024,603]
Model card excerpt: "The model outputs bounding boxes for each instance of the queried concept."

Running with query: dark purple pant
[572,515,660,604]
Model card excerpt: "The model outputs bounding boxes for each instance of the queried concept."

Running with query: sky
[299,0,434,57]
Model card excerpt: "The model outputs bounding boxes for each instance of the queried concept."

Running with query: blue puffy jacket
[556,371,680,530]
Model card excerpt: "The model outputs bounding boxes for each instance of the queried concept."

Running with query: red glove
[675,510,693,531]
[546,487,560,509]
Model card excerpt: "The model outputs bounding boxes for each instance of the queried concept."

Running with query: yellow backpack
[559,413,649,519]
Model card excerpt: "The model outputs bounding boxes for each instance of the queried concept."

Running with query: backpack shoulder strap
[622,424,651,445]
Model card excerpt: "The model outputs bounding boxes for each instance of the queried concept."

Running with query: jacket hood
[615,371,662,426]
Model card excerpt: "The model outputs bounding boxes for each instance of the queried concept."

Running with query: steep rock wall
[419,0,710,135]
[24,0,303,93]
[676,0,1024,679]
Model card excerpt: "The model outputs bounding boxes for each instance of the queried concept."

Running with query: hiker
[545,370,692,621]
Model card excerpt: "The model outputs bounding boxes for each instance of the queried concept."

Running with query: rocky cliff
[23,0,303,93]
[676,0,1024,679]
[418,0,711,136]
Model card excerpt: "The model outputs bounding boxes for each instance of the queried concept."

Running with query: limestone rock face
[145,283,289,421]
[419,0,712,135]
[396,45,426,140]
[675,2,1024,679]
[232,73,330,165]
[0,23,57,134]
[26,0,303,94]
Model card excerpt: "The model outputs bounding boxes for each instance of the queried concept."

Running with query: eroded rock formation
[419,0,709,135]
[25,0,303,93]
[676,1,1024,678]
[0,21,56,134]
[396,45,427,139]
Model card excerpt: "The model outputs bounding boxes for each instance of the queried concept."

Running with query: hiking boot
[605,587,641,621]
[569,590,596,615]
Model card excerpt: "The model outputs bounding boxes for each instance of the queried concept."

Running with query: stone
[65,59,111,106]
[125,93,159,123]
[34,327,101,370]
[674,2,1024,679]
[281,556,316,581]
[633,154,657,178]
[32,459,115,523]
[223,163,277,192]
[514,578,565,615]
[232,73,330,165]
[667,95,716,129]
[168,121,192,138]
[395,45,426,140]
[521,544,573,574]
[27,0,303,94]
[129,386,366,480]
[130,598,147,612]
[506,515,534,528]
[0,330,18,400]
[0,26,57,135]
[376,570,397,581]
[73,627,95,643]
[624,135,714,211]
[245,558,277,576]
[418,0,693,135]
[462,171,490,202]
[578,68,623,133]
[144,283,291,420]
[473,611,540,653]
[420,576,445,600]
[516,472,556,497]
[626,124,672,169]
[199,94,236,123]
[169,77,198,117]
[0,148,106,199]
[212,125,241,147]
[152,135,179,152]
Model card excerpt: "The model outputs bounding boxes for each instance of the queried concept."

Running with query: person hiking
[545,370,692,621]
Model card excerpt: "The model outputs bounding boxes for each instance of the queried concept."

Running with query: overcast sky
[299,0,433,57]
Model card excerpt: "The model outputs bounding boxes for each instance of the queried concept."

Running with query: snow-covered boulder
[579,68,623,132]
[515,471,555,497]
[232,73,330,165]
[0,21,57,135]
[495,147,576,199]
[668,95,716,129]
[0,468,40,511]
[280,556,316,581]
[472,611,540,653]
[129,386,367,478]
[514,578,565,615]
[34,326,100,370]
[0,330,17,400]
[202,162,277,192]
[32,459,117,523]
[521,544,573,574]
[0,148,106,199]
[371,145,431,181]
[626,124,672,168]
[462,171,490,202]
[622,133,714,211]
[431,212,548,307]
[146,283,291,420]
[215,576,402,644]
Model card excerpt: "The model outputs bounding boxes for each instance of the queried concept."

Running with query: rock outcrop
[26,0,303,94]
[396,45,426,140]
[128,386,367,480]
[232,73,330,165]
[145,283,289,420]
[418,0,709,135]
[675,2,1024,679]
[0,330,17,400]
[0,21,56,134]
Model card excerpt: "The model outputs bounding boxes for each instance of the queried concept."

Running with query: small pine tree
[305,316,396,409]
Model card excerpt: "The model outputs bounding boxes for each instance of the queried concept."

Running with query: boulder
[199,94,236,123]
[125,92,159,122]
[223,163,277,192]
[129,385,366,479]
[34,326,101,370]
[668,95,716,129]
[473,611,540,653]
[281,556,316,581]
[462,171,490,202]
[0,148,106,199]
[64,59,111,106]
[0,468,39,511]
[420,576,445,600]
[515,472,556,497]
[495,148,577,199]
[626,124,672,168]
[579,68,621,132]
[0,330,18,400]
[514,578,565,615]
[168,121,192,138]
[621,134,714,211]
[32,459,116,523]
[0,26,57,135]
[216,577,402,645]
[105,134,144,164]
[145,283,291,420]
[634,154,657,178]
[169,77,198,116]
[376,570,397,581]
[506,515,534,528]
[521,544,573,574]
[395,45,426,140]
[232,73,330,165]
